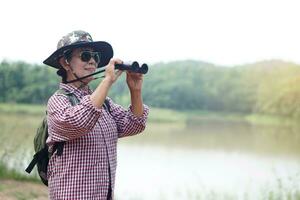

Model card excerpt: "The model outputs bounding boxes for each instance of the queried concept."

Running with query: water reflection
[125,120,300,156]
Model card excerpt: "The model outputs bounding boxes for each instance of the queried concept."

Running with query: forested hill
[1,59,300,118]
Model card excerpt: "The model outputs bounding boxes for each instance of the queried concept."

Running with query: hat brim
[43,41,113,69]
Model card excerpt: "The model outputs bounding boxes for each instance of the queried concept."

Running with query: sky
[0,0,300,66]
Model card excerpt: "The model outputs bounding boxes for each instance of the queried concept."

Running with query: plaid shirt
[46,83,149,200]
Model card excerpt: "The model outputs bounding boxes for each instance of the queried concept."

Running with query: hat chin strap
[65,62,88,87]
[72,72,88,87]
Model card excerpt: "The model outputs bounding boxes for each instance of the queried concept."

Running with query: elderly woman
[43,30,149,200]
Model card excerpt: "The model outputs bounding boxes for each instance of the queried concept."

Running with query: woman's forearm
[90,77,113,108]
[130,90,144,117]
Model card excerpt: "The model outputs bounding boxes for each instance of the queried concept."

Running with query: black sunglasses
[79,51,101,64]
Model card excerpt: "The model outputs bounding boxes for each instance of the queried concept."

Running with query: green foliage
[1,59,300,118]
[0,61,59,104]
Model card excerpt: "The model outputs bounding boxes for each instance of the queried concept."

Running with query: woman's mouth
[85,68,96,73]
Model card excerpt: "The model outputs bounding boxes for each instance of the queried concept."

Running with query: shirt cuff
[128,104,150,124]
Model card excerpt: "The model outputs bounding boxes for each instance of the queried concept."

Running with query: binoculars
[114,61,148,75]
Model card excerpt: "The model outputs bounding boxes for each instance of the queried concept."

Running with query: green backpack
[25,89,111,186]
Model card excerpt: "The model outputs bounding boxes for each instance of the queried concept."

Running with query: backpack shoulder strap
[56,88,79,106]
[25,146,48,173]
[103,99,112,114]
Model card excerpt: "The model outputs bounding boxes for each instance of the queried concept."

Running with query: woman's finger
[115,70,123,79]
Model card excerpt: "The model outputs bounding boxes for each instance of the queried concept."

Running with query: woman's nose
[88,59,97,67]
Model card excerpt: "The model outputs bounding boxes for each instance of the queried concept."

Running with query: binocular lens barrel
[140,63,148,74]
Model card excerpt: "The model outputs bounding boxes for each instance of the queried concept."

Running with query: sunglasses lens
[93,53,100,63]
[81,51,92,62]
[80,51,100,64]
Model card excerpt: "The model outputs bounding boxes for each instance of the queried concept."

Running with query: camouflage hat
[43,30,113,69]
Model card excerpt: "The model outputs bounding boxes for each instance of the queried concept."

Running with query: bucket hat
[43,30,113,68]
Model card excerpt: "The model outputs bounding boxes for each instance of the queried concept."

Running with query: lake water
[114,120,300,200]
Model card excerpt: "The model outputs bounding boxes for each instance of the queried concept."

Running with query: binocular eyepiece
[115,61,148,74]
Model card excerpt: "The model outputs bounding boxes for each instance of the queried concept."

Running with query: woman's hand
[90,58,123,108]
[126,71,144,116]
[126,71,143,92]
[105,58,123,84]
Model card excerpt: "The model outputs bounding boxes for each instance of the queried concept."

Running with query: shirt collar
[59,83,92,96]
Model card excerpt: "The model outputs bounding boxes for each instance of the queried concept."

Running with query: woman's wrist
[129,88,142,94]
[103,76,114,86]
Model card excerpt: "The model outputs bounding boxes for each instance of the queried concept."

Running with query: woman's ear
[59,57,70,71]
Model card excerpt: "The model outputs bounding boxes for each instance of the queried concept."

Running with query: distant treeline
[1,60,300,118]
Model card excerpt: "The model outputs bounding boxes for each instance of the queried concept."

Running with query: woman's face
[66,47,99,84]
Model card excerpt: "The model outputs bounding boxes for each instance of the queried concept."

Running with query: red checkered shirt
[46,83,149,200]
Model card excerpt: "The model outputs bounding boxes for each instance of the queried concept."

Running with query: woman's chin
[83,76,94,84]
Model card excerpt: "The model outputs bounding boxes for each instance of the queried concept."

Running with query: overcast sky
[0,0,299,66]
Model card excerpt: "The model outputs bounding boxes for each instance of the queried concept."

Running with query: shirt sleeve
[106,97,149,138]
[47,93,102,142]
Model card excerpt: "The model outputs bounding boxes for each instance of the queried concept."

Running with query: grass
[0,162,38,183]
[245,113,297,127]
[0,103,45,115]
[148,107,187,122]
